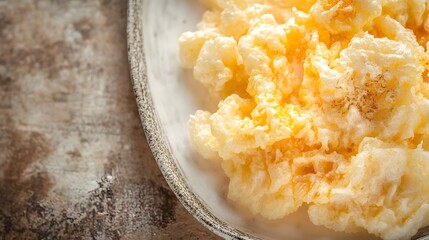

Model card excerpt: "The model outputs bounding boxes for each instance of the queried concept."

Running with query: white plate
[127,1,384,239]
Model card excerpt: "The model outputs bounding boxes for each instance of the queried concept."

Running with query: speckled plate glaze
[126,1,429,239]
[126,1,253,239]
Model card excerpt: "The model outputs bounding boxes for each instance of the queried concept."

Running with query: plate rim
[126,0,258,239]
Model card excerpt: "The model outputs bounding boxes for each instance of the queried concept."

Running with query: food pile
[179,1,429,239]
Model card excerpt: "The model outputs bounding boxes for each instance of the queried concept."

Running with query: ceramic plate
[126,1,427,239]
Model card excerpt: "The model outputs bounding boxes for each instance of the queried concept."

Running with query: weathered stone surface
[0,1,219,239]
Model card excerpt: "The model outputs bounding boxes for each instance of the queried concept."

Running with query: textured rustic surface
[0,0,219,239]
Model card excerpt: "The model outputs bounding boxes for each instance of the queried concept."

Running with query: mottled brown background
[0,0,219,239]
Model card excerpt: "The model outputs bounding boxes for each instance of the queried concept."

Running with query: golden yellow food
[179,1,429,239]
